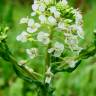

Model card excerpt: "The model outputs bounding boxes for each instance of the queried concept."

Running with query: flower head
[17,0,84,67]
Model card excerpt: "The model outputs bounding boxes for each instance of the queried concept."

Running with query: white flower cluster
[16,0,84,60]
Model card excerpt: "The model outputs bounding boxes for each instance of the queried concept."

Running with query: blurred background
[0,0,96,96]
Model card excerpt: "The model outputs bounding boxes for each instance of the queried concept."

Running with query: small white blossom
[33,0,38,4]
[27,23,40,33]
[39,15,47,23]
[49,6,60,18]
[48,42,64,57]
[66,59,77,68]
[50,6,57,14]
[37,32,50,45]
[26,48,38,59]
[70,25,84,39]
[76,26,84,39]
[35,23,41,28]
[58,22,66,30]
[48,16,57,25]
[32,4,39,11]
[65,35,83,53]
[54,11,60,18]
[27,27,37,33]
[16,31,29,42]
[28,19,34,27]
[61,0,68,5]
[20,17,28,24]
[45,67,53,84]
[39,4,46,12]
[74,9,82,24]
[44,0,51,5]
[65,35,78,45]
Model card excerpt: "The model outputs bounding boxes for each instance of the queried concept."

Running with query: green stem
[37,84,54,96]
[42,27,54,96]
[45,27,54,79]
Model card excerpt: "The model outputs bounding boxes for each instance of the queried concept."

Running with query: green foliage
[0,0,96,96]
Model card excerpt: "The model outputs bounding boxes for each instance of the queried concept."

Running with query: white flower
[74,9,82,24]
[32,4,39,11]
[45,76,52,84]
[50,6,57,14]
[45,67,53,84]
[20,17,28,24]
[65,35,83,53]
[48,42,64,57]
[58,22,66,30]
[61,0,68,5]
[35,23,41,28]
[33,0,38,4]
[48,16,57,25]
[69,61,76,68]
[66,59,77,68]
[39,15,47,23]
[54,11,60,18]
[26,48,38,59]
[39,4,46,12]
[27,23,40,33]
[37,32,50,45]
[28,19,34,27]
[49,6,60,18]
[44,0,51,5]
[76,26,84,39]
[27,27,37,33]
[65,35,78,45]
[16,31,29,42]
[71,25,84,39]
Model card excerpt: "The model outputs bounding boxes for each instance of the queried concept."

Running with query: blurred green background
[0,0,96,96]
